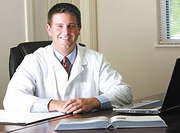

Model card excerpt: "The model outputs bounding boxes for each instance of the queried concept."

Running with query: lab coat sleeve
[98,56,133,108]
[3,54,40,112]
[95,95,113,109]
[30,99,51,113]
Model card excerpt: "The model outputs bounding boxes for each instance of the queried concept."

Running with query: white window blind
[159,0,180,45]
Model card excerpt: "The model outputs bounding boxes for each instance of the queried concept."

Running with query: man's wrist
[95,95,113,109]
[48,99,65,112]
[91,97,101,109]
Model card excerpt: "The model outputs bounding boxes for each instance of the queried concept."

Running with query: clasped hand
[48,97,100,115]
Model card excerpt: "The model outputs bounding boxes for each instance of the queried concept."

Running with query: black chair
[9,41,52,79]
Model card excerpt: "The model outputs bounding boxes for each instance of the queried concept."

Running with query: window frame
[157,0,180,47]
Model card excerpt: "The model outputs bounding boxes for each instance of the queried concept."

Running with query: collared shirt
[30,45,112,113]
[53,46,77,72]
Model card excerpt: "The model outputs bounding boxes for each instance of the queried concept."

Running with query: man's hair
[48,3,81,28]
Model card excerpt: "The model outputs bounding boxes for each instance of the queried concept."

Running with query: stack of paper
[0,110,64,125]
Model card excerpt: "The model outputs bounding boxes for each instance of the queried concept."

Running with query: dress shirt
[31,45,112,112]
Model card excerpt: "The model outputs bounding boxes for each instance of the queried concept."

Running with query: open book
[0,110,64,125]
[55,115,167,130]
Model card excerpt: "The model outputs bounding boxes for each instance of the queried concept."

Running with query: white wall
[0,1,25,109]
[97,0,180,100]
[1,0,180,109]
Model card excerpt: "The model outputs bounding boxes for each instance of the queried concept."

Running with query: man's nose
[62,27,69,35]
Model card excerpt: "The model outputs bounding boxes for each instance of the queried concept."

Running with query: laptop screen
[161,58,180,112]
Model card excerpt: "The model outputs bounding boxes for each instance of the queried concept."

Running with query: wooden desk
[1,93,180,133]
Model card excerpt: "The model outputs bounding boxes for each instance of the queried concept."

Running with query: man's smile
[60,36,71,40]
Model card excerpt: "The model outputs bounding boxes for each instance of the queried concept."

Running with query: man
[3,3,132,114]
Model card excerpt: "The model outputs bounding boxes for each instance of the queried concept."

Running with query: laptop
[113,58,180,114]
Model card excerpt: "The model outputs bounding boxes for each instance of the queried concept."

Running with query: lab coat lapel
[47,45,71,99]
[46,44,87,88]
[68,45,87,83]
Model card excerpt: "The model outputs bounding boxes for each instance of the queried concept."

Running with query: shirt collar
[53,45,77,65]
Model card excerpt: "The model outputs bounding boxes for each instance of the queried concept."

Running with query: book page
[110,115,163,123]
[55,116,110,130]
[0,110,64,125]
[60,116,109,124]
[110,115,167,128]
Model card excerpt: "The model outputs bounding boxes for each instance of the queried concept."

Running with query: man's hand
[48,98,100,114]
[62,97,101,114]
[48,100,66,112]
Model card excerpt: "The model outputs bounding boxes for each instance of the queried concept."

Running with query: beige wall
[1,0,180,109]
[0,1,25,109]
[97,0,180,100]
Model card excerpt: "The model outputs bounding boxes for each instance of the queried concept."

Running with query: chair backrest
[9,41,52,79]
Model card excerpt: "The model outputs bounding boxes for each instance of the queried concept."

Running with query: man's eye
[57,25,63,28]
[69,25,75,29]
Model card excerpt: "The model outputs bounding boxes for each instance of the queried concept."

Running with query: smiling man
[3,3,133,114]
[47,12,80,56]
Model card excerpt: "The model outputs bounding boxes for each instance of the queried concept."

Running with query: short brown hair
[48,3,81,28]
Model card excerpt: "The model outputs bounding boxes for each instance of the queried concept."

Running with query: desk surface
[1,93,180,133]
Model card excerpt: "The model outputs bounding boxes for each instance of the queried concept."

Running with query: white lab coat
[3,44,132,112]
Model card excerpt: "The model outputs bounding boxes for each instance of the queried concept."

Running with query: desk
[1,93,180,133]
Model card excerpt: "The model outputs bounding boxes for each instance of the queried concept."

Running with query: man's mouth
[60,36,70,40]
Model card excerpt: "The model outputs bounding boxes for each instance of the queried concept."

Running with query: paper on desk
[0,110,64,125]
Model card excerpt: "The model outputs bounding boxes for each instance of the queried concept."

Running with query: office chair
[9,41,52,79]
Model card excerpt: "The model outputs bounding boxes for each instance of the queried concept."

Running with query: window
[158,0,180,46]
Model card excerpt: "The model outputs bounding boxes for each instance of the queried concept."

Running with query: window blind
[159,0,180,44]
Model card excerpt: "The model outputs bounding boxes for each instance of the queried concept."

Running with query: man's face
[47,13,81,55]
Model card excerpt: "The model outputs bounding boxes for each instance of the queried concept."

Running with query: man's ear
[78,27,81,35]
[46,24,52,37]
